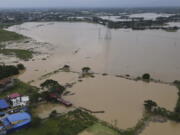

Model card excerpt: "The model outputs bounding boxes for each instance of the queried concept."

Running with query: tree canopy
[0,64,19,79]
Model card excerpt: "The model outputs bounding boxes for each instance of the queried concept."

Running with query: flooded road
[8,22,180,82]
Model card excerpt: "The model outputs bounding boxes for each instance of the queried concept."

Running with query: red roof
[8,93,21,99]
[49,93,58,98]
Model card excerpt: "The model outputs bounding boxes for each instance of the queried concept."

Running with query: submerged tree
[144,100,157,112]
[17,63,26,70]
[40,79,65,95]
[142,73,151,80]
[82,67,91,73]
[62,65,70,72]
[40,79,60,89]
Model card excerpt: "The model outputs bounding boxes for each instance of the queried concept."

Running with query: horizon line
[0,6,180,9]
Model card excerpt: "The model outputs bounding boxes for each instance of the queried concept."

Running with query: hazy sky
[0,0,180,8]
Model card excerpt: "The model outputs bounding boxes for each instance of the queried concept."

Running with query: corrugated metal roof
[0,99,9,109]
[8,93,21,99]
[7,112,31,123]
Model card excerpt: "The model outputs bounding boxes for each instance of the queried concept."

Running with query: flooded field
[65,75,178,129]
[141,121,180,135]
[8,22,180,82]
[128,13,174,20]
[100,13,174,21]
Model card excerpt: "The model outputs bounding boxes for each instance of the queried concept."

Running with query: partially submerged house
[0,78,15,92]
[49,93,72,107]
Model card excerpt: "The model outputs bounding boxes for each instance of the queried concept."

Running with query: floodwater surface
[65,75,178,129]
[140,121,180,135]
[8,22,180,82]
[5,22,180,132]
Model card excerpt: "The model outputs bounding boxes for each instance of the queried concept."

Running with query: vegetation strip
[0,64,25,80]
[0,49,33,60]
[0,29,24,42]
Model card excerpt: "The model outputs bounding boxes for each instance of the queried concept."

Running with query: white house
[8,93,29,107]
[21,96,29,106]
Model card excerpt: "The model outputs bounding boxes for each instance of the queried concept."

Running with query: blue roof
[0,99,9,109]
[7,112,31,129]
[2,118,11,127]
[7,112,31,123]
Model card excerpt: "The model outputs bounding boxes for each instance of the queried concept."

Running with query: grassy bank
[0,29,33,60]
[0,49,33,60]
[0,29,24,42]
[81,123,119,135]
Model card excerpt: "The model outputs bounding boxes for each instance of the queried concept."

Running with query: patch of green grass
[0,29,24,42]
[83,123,119,135]
[0,49,33,60]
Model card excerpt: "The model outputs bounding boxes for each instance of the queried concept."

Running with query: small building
[8,93,29,107]
[0,99,9,111]
[8,93,21,108]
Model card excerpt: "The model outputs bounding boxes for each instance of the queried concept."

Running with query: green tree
[144,100,157,111]
[40,79,65,95]
[142,73,151,80]
[82,67,91,73]
[17,63,26,70]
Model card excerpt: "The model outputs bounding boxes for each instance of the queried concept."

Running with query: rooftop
[7,112,31,123]
[0,99,9,109]
[8,93,21,99]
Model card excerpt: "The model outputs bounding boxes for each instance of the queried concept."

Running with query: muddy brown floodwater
[5,22,180,132]
[140,121,180,135]
[8,22,180,82]
[65,75,178,129]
